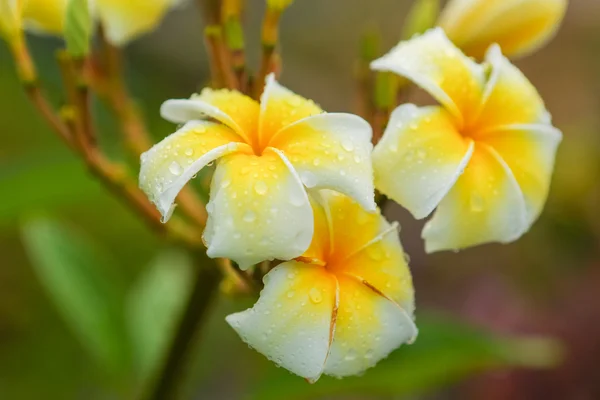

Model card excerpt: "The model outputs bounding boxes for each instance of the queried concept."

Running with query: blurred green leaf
[126,250,194,382]
[65,0,92,58]
[401,0,440,40]
[20,216,132,376]
[250,314,562,400]
[0,154,103,228]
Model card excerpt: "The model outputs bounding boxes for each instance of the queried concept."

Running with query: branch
[145,255,222,400]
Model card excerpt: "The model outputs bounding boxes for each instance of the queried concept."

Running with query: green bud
[401,0,440,40]
[64,0,92,58]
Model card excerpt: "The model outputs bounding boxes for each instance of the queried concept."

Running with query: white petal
[139,120,247,220]
[226,261,338,382]
[203,148,314,269]
[323,275,417,378]
[373,104,474,219]
[270,113,376,211]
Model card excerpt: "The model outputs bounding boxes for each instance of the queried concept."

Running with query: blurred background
[1,0,599,399]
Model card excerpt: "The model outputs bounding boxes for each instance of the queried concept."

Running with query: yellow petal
[371,28,485,126]
[479,124,561,225]
[95,0,182,45]
[204,148,313,269]
[331,224,415,313]
[471,45,550,133]
[439,0,567,59]
[373,104,474,219]
[301,194,332,263]
[270,113,376,211]
[226,261,337,382]
[139,120,247,220]
[162,90,260,148]
[0,0,22,42]
[22,0,66,35]
[422,143,528,253]
[317,191,382,264]
[258,74,323,150]
[323,275,416,378]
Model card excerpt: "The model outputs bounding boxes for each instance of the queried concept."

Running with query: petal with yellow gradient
[95,0,182,45]
[258,74,323,150]
[479,124,562,226]
[204,148,313,269]
[161,89,259,147]
[270,113,376,211]
[139,120,248,220]
[22,0,66,35]
[373,104,475,219]
[301,194,332,263]
[422,143,528,253]
[370,28,485,125]
[323,275,417,378]
[226,261,338,382]
[472,45,550,132]
[332,224,415,312]
[439,0,567,59]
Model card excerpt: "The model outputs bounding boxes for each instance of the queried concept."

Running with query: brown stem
[90,33,209,228]
[255,8,282,98]
[145,257,222,400]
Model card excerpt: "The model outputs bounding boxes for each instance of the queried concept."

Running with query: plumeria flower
[226,191,416,382]
[0,0,183,45]
[21,0,67,35]
[438,0,567,59]
[139,75,375,269]
[94,0,185,46]
[371,28,561,253]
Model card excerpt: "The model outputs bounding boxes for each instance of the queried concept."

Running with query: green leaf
[20,216,132,375]
[64,0,92,58]
[402,0,440,40]
[249,313,562,400]
[126,250,194,382]
[0,153,103,227]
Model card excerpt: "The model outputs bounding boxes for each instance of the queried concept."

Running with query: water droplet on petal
[469,192,485,212]
[287,290,295,298]
[254,181,268,195]
[184,148,194,156]
[243,210,256,222]
[168,161,183,176]
[309,287,322,304]
[341,140,354,152]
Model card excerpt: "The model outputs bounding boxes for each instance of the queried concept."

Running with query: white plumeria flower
[227,191,416,382]
[94,0,185,46]
[371,28,561,253]
[140,75,375,269]
[439,0,567,59]
[1,0,183,45]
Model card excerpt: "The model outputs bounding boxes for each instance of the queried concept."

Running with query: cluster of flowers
[1,0,566,382]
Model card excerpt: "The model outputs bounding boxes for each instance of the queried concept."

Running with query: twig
[255,7,282,98]
[90,32,210,228]
[145,256,222,400]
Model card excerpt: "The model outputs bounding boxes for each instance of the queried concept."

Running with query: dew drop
[254,181,268,195]
[341,140,354,152]
[168,161,183,176]
[469,192,485,212]
[309,287,323,304]
[287,290,295,298]
[184,148,194,156]
[243,210,257,222]
[344,349,357,361]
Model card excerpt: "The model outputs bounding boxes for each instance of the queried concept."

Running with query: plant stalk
[145,259,222,400]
